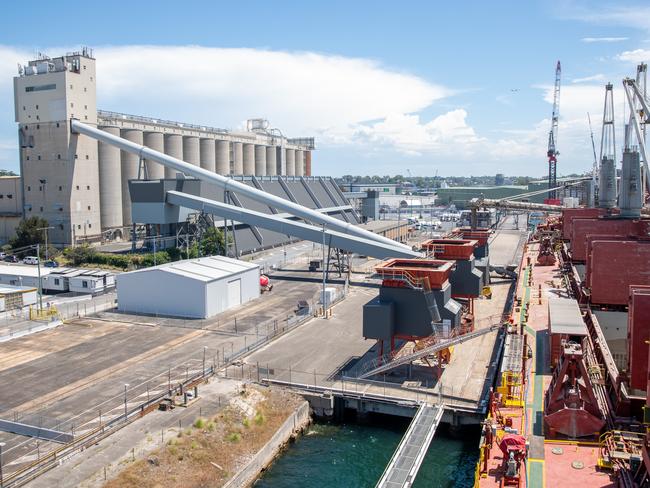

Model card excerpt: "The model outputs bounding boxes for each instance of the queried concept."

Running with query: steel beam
[70,119,410,251]
[166,191,420,259]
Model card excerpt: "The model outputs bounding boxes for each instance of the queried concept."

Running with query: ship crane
[547,61,561,200]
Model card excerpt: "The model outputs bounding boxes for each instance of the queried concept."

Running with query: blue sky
[0,0,648,177]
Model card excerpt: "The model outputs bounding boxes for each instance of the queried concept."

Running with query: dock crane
[547,61,561,200]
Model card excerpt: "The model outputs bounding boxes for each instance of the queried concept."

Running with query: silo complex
[200,138,216,172]
[120,129,143,226]
[98,126,123,229]
[243,144,255,175]
[143,131,165,179]
[266,146,277,176]
[254,145,267,176]
[233,142,244,175]
[215,140,230,174]
[285,149,296,176]
[163,134,183,179]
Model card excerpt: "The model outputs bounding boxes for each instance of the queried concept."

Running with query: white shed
[116,256,260,319]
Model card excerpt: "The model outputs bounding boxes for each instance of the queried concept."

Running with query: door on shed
[227,279,242,308]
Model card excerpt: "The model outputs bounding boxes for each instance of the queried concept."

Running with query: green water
[255,417,478,488]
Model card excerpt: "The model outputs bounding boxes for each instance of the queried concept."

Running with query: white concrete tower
[15,48,101,246]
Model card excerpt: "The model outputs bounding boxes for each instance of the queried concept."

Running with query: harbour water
[255,417,479,488]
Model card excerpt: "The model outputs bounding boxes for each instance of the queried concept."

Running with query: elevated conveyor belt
[358,318,502,379]
[70,119,412,252]
[376,403,444,488]
[166,191,419,259]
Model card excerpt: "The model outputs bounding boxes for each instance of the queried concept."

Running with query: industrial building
[116,255,259,319]
[435,177,590,209]
[13,49,315,246]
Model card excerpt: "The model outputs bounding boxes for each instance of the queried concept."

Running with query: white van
[23,256,39,265]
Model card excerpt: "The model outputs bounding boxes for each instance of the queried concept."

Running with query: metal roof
[548,298,588,336]
[0,264,51,278]
[124,256,259,283]
[0,285,37,294]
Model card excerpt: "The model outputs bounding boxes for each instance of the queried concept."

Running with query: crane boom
[547,61,561,200]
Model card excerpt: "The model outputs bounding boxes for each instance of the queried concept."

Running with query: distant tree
[64,244,97,266]
[199,227,226,256]
[10,216,48,249]
[0,170,17,177]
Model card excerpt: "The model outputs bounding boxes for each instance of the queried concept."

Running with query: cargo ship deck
[476,239,617,488]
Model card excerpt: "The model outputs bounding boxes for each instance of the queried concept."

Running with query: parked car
[3,255,18,263]
[23,256,39,265]
[0,252,6,259]
[44,260,59,268]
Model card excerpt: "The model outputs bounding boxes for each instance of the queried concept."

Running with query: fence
[0,287,342,486]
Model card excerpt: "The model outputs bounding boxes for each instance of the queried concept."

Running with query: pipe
[70,119,411,250]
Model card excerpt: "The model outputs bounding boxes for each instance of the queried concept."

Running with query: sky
[0,0,648,178]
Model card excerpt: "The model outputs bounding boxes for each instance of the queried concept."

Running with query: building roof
[0,264,51,278]
[548,298,588,336]
[122,256,259,283]
[0,285,37,294]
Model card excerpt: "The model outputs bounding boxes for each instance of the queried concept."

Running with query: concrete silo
[305,150,312,176]
[163,134,183,179]
[232,142,243,175]
[254,145,267,176]
[266,146,277,176]
[98,126,123,230]
[215,140,230,174]
[285,149,296,176]
[276,147,285,175]
[120,128,143,227]
[295,150,304,177]
[243,144,255,175]
[143,131,165,180]
[200,137,216,172]
[183,136,200,167]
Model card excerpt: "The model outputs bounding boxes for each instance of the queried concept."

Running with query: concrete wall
[223,401,310,488]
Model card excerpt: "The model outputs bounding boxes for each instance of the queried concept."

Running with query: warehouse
[116,256,260,319]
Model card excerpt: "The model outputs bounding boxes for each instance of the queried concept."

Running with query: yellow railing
[496,371,524,407]
[29,305,60,321]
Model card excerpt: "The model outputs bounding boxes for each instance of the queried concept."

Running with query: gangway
[376,403,444,488]
[357,317,503,379]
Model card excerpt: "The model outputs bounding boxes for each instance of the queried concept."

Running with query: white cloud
[564,5,650,32]
[92,45,451,137]
[618,49,650,63]
[581,37,628,43]
[571,74,605,83]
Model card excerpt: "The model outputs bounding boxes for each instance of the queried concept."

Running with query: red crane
[546,61,561,201]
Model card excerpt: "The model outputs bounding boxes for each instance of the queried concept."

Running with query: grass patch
[242,418,250,428]
[194,418,206,429]
[254,411,265,426]
[226,432,241,443]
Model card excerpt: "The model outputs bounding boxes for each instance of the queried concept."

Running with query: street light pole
[203,346,207,374]
[36,243,43,311]
[322,224,327,318]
